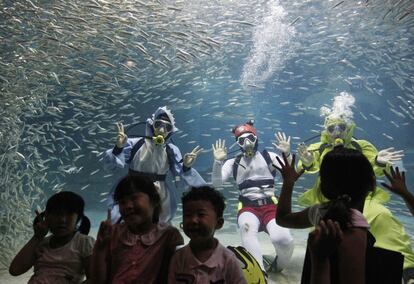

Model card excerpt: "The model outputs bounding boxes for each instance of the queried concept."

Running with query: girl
[275,147,376,284]
[91,175,183,284]
[9,191,95,284]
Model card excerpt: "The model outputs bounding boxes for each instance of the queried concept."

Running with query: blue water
[1,0,414,269]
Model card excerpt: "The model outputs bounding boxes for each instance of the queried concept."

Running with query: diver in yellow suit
[297,92,414,283]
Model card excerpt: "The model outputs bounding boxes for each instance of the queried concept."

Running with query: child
[275,148,375,283]
[9,191,95,283]
[91,175,183,283]
[168,186,247,284]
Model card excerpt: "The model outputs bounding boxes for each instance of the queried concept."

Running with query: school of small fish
[1,0,414,270]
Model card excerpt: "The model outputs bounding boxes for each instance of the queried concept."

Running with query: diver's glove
[376,147,404,165]
[212,139,227,161]
[183,145,203,168]
[272,132,291,155]
[115,122,128,148]
[297,142,314,167]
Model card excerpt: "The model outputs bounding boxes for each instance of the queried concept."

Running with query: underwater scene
[1,0,414,282]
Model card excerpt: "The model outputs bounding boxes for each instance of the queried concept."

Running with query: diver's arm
[103,138,140,171]
[167,143,207,186]
[357,140,391,176]
[297,142,322,174]
[212,159,233,188]
[212,159,223,187]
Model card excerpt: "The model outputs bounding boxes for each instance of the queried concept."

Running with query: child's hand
[33,210,48,240]
[274,153,304,185]
[308,219,343,261]
[381,166,409,196]
[96,209,114,248]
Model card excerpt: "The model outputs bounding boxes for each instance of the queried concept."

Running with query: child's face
[182,200,223,243]
[46,211,78,237]
[119,192,154,228]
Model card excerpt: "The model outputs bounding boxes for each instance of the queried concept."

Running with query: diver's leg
[238,211,264,270]
[266,218,294,271]
[157,182,173,223]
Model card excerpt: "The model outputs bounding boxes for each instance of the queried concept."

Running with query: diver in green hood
[296,92,414,283]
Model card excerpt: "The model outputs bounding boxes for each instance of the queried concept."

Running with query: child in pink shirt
[168,186,247,284]
[91,175,183,284]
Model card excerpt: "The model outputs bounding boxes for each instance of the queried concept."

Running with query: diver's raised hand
[297,142,314,167]
[212,139,227,161]
[115,122,128,148]
[377,147,404,165]
[183,146,203,168]
[273,132,291,154]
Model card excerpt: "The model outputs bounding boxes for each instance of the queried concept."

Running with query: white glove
[212,139,227,161]
[377,147,404,165]
[297,142,314,167]
[272,132,291,154]
[115,122,128,148]
[183,145,203,168]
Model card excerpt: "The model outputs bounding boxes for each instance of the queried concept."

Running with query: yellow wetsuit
[298,130,414,270]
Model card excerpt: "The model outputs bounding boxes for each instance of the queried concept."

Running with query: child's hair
[320,147,376,229]
[40,191,91,235]
[113,175,161,223]
[181,186,226,218]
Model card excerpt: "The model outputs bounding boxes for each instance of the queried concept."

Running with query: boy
[168,186,247,284]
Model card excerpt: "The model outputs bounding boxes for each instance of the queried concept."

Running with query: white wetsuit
[105,138,204,223]
[212,150,294,271]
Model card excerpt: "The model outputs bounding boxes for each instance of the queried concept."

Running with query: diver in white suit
[104,106,206,223]
[211,120,294,273]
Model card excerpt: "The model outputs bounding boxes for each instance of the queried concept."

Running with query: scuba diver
[211,120,294,275]
[297,92,414,283]
[104,106,206,223]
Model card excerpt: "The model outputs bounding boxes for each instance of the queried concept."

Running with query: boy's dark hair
[44,191,90,235]
[320,147,376,229]
[113,175,161,223]
[181,186,226,218]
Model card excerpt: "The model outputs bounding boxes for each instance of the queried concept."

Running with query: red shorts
[238,204,277,232]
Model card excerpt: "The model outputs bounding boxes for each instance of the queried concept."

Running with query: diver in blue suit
[104,106,206,223]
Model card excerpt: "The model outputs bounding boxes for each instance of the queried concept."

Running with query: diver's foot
[263,255,282,273]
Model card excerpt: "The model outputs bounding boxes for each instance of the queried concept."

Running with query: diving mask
[152,119,173,145]
[326,123,347,134]
[237,133,257,147]
[153,119,173,133]
[237,133,257,157]
[326,122,348,141]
